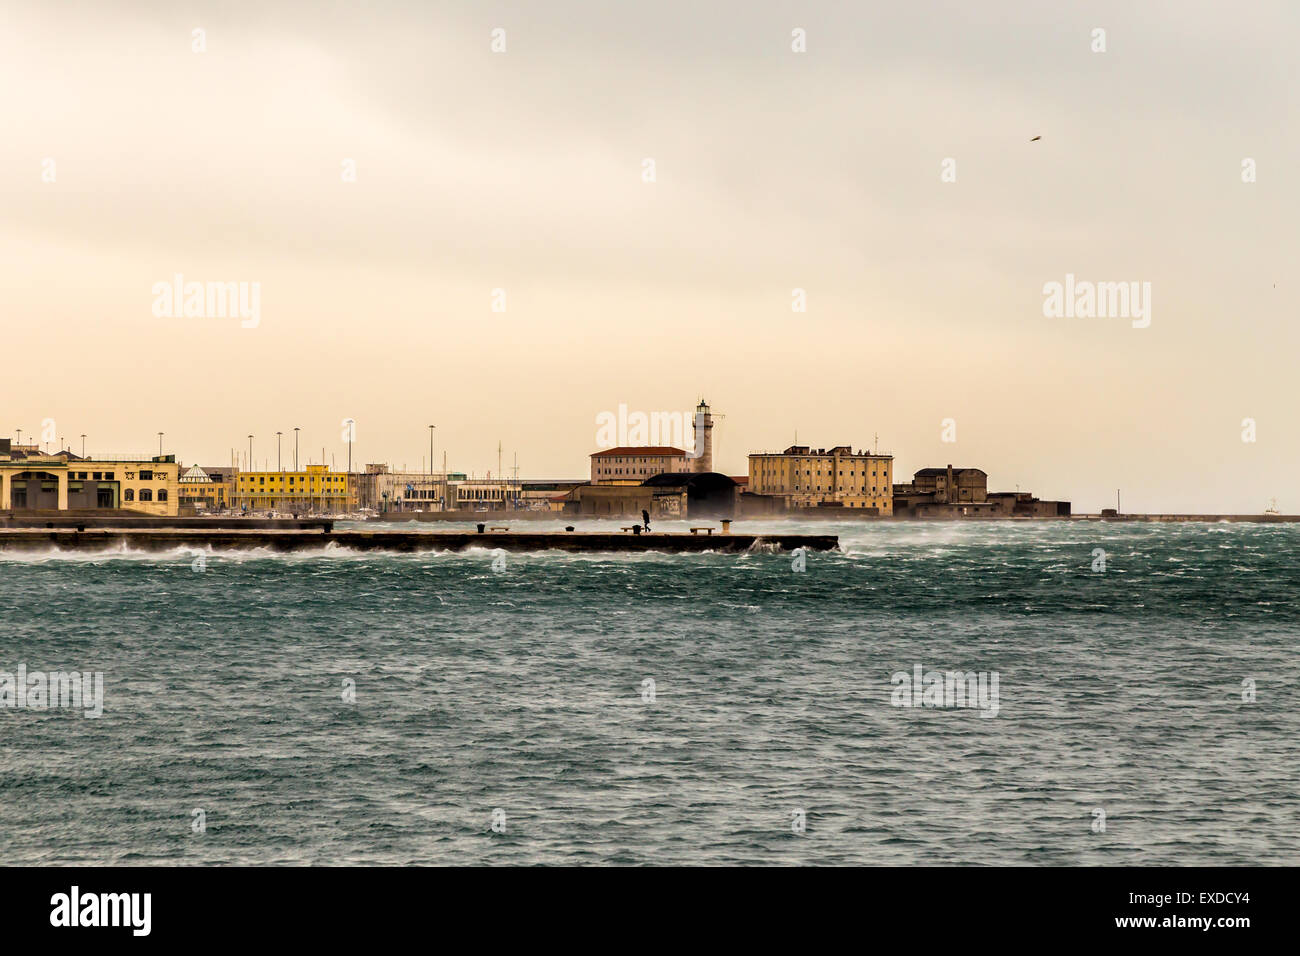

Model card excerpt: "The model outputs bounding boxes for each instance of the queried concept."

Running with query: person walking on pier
[642,509,651,533]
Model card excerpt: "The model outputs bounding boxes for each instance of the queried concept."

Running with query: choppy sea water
[1,519,1296,866]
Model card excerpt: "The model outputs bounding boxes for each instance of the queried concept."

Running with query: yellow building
[0,444,180,516]
[748,444,893,514]
[232,464,356,513]
[178,465,236,512]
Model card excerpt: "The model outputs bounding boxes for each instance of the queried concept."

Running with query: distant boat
[1265,498,1280,515]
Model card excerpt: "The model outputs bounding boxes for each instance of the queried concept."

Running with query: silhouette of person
[642,509,651,533]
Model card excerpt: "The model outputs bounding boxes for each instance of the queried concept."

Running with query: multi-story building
[231,464,356,513]
[591,447,690,484]
[589,399,716,483]
[363,464,460,512]
[892,466,988,517]
[0,441,180,515]
[892,466,1070,518]
[364,467,576,513]
[178,465,236,512]
[747,444,893,513]
[910,466,988,503]
[450,479,518,511]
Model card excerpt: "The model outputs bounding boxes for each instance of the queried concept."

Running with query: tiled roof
[591,446,687,458]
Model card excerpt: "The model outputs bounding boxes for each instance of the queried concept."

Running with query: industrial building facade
[178,465,236,512]
[591,447,691,484]
[231,464,356,512]
[747,444,894,514]
[893,465,1069,518]
[0,442,181,516]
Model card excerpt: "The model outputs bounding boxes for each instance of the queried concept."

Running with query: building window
[139,489,153,502]
[140,470,153,480]
[158,489,168,502]
[124,489,135,502]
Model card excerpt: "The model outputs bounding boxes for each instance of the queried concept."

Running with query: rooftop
[591,446,688,458]
[750,445,893,458]
[914,467,987,477]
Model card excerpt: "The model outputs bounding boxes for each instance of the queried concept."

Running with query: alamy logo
[0,664,103,718]
[50,886,151,936]
[594,404,706,458]
[152,274,261,328]
[890,664,999,718]
[1042,273,1151,328]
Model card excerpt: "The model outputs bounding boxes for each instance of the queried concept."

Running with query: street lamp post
[245,434,254,513]
[434,426,444,512]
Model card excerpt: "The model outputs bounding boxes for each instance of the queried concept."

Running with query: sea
[1,519,1296,865]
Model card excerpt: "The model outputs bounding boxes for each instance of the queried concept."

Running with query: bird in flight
[1030,135,1042,142]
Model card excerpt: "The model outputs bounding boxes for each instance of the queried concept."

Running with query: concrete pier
[0,528,837,554]
[0,513,333,530]
[1067,514,1300,523]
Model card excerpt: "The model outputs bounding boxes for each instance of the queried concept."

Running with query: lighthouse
[691,400,714,473]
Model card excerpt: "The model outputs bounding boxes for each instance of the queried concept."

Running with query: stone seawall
[367,511,555,522]
[1068,514,1300,523]
[0,514,333,530]
[0,528,837,554]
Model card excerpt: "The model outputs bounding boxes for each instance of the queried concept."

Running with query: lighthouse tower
[691,399,714,473]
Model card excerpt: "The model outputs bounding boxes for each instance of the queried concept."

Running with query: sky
[2,0,1296,512]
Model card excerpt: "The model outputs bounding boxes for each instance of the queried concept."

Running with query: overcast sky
[3,1,1296,511]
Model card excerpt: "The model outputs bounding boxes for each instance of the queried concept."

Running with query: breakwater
[0,514,333,530]
[1068,514,1300,523]
[0,528,836,554]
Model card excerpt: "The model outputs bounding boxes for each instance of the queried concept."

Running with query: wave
[0,542,774,565]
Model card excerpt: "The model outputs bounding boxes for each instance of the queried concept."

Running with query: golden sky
[3,1,1296,511]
